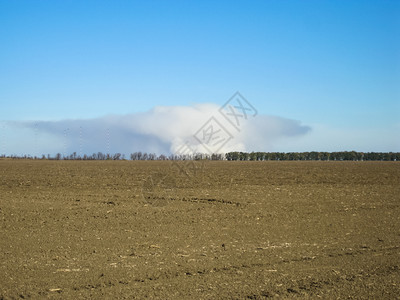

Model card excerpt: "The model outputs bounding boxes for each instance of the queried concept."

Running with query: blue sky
[0,0,399,155]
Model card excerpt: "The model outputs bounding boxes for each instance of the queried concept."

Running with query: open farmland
[0,160,399,299]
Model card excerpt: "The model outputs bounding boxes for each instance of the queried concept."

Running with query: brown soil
[1,160,399,299]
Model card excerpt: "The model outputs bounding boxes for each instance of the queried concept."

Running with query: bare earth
[0,160,399,299]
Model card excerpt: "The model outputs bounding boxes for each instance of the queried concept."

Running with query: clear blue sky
[0,0,399,154]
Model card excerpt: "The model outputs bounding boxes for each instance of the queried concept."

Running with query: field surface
[0,160,399,299]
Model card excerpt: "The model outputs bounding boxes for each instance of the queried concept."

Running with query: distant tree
[130,152,137,160]
[249,152,257,161]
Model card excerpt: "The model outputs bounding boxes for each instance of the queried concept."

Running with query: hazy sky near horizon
[0,0,399,155]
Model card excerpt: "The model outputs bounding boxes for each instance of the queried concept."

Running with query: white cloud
[5,103,311,156]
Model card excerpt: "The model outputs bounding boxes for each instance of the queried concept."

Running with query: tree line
[0,152,225,161]
[1,151,399,161]
[225,151,400,161]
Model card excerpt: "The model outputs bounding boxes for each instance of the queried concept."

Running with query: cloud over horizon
[6,103,311,156]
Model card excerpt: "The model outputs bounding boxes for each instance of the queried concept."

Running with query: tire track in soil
[142,196,243,206]
[64,244,400,297]
[181,197,242,206]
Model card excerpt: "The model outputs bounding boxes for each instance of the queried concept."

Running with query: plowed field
[1,160,399,299]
